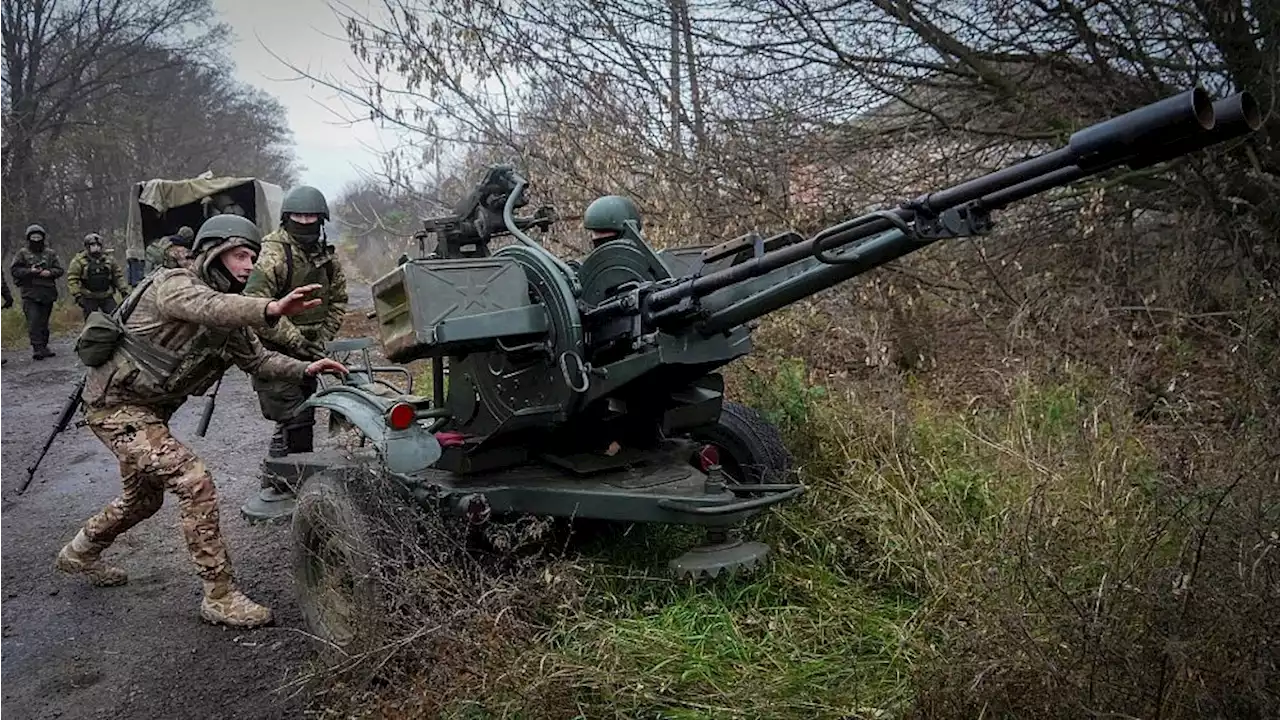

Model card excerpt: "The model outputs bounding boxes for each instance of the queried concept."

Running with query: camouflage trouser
[80,404,232,583]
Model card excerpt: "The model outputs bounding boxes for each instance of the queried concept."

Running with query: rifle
[21,374,87,494]
[196,377,222,437]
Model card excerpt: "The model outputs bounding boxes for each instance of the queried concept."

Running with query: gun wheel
[291,470,387,653]
[689,401,793,486]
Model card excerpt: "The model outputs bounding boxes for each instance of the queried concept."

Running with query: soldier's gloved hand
[305,358,349,377]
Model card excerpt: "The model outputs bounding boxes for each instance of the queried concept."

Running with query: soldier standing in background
[239,186,348,519]
[54,214,348,628]
[244,186,348,457]
[9,223,64,360]
[67,233,131,318]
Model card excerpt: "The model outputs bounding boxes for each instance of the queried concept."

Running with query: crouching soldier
[68,233,131,319]
[54,214,348,628]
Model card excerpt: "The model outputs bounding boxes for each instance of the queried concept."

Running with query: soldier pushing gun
[53,214,348,628]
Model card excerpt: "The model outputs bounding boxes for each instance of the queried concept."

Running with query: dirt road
[2,340,320,720]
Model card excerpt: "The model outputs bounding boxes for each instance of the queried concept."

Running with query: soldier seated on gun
[54,214,348,629]
[68,233,131,319]
[582,195,644,248]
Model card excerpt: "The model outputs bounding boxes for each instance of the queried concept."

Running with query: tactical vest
[83,256,114,293]
[270,241,336,329]
[77,273,230,397]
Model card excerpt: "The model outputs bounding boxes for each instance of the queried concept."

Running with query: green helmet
[193,214,262,255]
[84,232,103,247]
[25,224,46,239]
[583,195,642,234]
[281,185,330,220]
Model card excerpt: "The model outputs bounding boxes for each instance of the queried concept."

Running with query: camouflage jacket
[67,251,130,300]
[82,267,310,413]
[243,228,349,358]
[10,246,64,302]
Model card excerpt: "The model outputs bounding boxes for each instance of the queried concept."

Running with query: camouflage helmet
[281,185,330,221]
[84,232,103,245]
[193,214,262,256]
[25,224,46,239]
[583,195,642,234]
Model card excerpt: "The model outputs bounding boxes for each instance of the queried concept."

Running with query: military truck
[124,173,284,283]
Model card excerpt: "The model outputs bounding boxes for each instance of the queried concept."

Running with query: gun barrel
[1125,92,1262,170]
[1067,86,1214,165]
[643,87,1244,325]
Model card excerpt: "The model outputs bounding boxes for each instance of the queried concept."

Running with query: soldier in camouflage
[144,226,194,275]
[9,224,65,360]
[67,233,131,319]
[243,185,349,460]
[54,214,349,628]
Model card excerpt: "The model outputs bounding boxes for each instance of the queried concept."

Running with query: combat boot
[54,529,128,587]
[267,425,288,458]
[200,579,273,628]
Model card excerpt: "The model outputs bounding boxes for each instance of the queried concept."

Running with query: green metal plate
[467,246,585,430]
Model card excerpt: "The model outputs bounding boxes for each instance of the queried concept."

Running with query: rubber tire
[291,471,386,653]
[689,401,793,485]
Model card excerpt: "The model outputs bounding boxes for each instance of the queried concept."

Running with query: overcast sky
[210,0,399,201]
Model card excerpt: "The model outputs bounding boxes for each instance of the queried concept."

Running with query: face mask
[28,237,45,250]
[284,218,322,245]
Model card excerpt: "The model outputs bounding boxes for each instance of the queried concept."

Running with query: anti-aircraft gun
[290,86,1261,647]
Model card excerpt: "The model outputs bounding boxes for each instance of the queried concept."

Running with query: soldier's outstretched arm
[153,271,283,330]
[226,328,311,381]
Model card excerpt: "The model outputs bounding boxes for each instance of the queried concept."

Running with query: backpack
[74,273,158,367]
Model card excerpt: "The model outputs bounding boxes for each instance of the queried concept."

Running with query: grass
[303,284,1277,719]
[2,301,85,349]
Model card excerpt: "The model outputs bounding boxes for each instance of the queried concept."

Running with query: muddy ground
[0,288,379,720]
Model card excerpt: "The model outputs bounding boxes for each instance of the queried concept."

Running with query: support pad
[667,534,771,580]
[240,450,355,524]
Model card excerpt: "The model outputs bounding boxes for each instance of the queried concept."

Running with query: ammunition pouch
[74,309,184,377]
[75,311,125,367]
